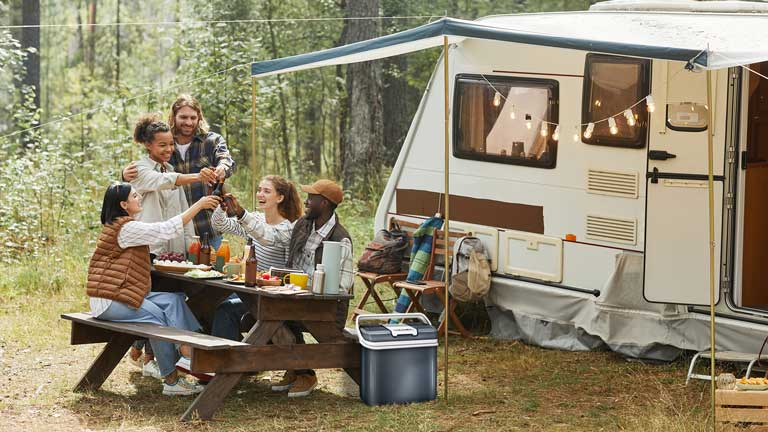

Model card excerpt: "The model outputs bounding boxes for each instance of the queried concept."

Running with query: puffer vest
[287,214,351,269]
[86,216,152,309]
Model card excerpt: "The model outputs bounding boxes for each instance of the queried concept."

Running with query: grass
[0,211,761,431]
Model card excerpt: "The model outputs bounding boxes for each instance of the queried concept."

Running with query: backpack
[449,236,491,302]
[357,222,409,274]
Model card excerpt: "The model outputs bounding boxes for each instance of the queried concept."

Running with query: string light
[584,122,595,139]
[608,117,618,135]
[623,109,636,126]
[478,71,656,146]
[646,95,656,113]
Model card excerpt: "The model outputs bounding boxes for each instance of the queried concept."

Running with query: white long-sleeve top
[89,216,185,317]
[130,155,196,255]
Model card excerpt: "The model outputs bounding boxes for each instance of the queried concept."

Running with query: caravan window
[453,74,559,169]
[582,54,650,148]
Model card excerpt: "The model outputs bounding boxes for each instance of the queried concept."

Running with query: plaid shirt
[170,131,235,239]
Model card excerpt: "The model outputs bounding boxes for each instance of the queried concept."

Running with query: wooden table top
[152,269,353,301]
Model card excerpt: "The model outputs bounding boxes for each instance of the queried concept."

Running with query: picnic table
[63,270,361,422]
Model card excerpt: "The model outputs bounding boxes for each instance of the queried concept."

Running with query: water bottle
[312,264,326,295]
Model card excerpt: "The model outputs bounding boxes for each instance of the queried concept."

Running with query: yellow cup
[283,273,309,289]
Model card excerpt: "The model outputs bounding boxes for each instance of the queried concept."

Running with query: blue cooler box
[356,313,438,406]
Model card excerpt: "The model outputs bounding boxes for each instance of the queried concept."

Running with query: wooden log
[191,342,360,373]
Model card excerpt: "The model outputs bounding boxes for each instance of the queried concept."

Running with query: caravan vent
[587,169,639,198]
[586,214,637,245]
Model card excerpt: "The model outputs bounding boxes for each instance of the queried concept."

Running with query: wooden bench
[62,312,248,392]
[351,218,420,320]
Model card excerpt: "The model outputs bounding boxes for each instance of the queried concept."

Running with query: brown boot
[287,374,317,398]
[271,370,297,391]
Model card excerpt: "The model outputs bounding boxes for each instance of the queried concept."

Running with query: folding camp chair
[393,228,472,338]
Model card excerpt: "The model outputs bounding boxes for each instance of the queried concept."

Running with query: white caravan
[374,1,768,359]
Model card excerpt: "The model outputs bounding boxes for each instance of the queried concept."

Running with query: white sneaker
[142,360,163,379]
[162,376,204,396]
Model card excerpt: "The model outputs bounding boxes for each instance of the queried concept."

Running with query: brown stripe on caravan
[395,189,544,234]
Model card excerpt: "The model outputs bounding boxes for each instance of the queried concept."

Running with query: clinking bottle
[245,243,258,287]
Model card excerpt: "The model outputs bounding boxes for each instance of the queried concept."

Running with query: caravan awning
[251,13,768,77]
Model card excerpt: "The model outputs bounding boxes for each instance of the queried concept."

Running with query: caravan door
[643,65,725,306]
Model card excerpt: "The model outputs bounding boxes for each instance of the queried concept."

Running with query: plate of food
[184,269,224,279]
[256,272,283,287]
[153,256,211,273]
[224,274,245,285]
[736,377,768,391]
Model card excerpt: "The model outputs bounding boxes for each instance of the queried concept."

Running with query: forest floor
[0,280,760,432]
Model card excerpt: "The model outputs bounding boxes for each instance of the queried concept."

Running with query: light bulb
[624,109,636,126]
[509,106,516,120]
[609,117,618,135]
[540,122,548,137]
[553,125,560,141]
[584,122,595,139]
[525,114,532,130]
[646,95,656,113]
[493,92,501,107]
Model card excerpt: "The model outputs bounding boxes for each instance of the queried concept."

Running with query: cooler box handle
[382,323,418,337]
[355,313,431,335]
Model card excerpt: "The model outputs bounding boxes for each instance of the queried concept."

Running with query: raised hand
[198,167,217,184]
[122,161,138,182]
[221,193,244,218]
[214,165,227,180]
[196,195,222,211]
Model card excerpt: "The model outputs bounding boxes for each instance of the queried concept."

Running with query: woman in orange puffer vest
[87,182,220,396]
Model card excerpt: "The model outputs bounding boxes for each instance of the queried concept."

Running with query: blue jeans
[97,292,201,377]
[211,293,247,341]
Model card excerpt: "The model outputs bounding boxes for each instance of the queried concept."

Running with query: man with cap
[220,179,353,397]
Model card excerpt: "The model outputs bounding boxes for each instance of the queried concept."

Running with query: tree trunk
[114,0,120,88]
[21,0,40,148]
[87,0,97,74]
[381,0,411,166]
[342,0,383,196]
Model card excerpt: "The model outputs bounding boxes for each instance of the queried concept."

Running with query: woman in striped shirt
[210,175,302,340]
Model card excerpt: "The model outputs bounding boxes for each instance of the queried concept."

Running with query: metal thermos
[312,264,326,294]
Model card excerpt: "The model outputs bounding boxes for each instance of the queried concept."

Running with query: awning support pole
[706,68,716,430]
[251,76,258,209]
[442,35,450,402]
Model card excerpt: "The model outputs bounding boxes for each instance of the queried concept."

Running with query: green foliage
[0,0,598,265]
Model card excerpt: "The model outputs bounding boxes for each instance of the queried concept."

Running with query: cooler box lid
[358,320,438,350]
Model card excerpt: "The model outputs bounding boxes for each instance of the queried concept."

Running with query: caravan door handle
[649,150,677,161]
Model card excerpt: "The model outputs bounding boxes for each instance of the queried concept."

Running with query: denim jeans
[97,292,201,377]
[211,293,247,341]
